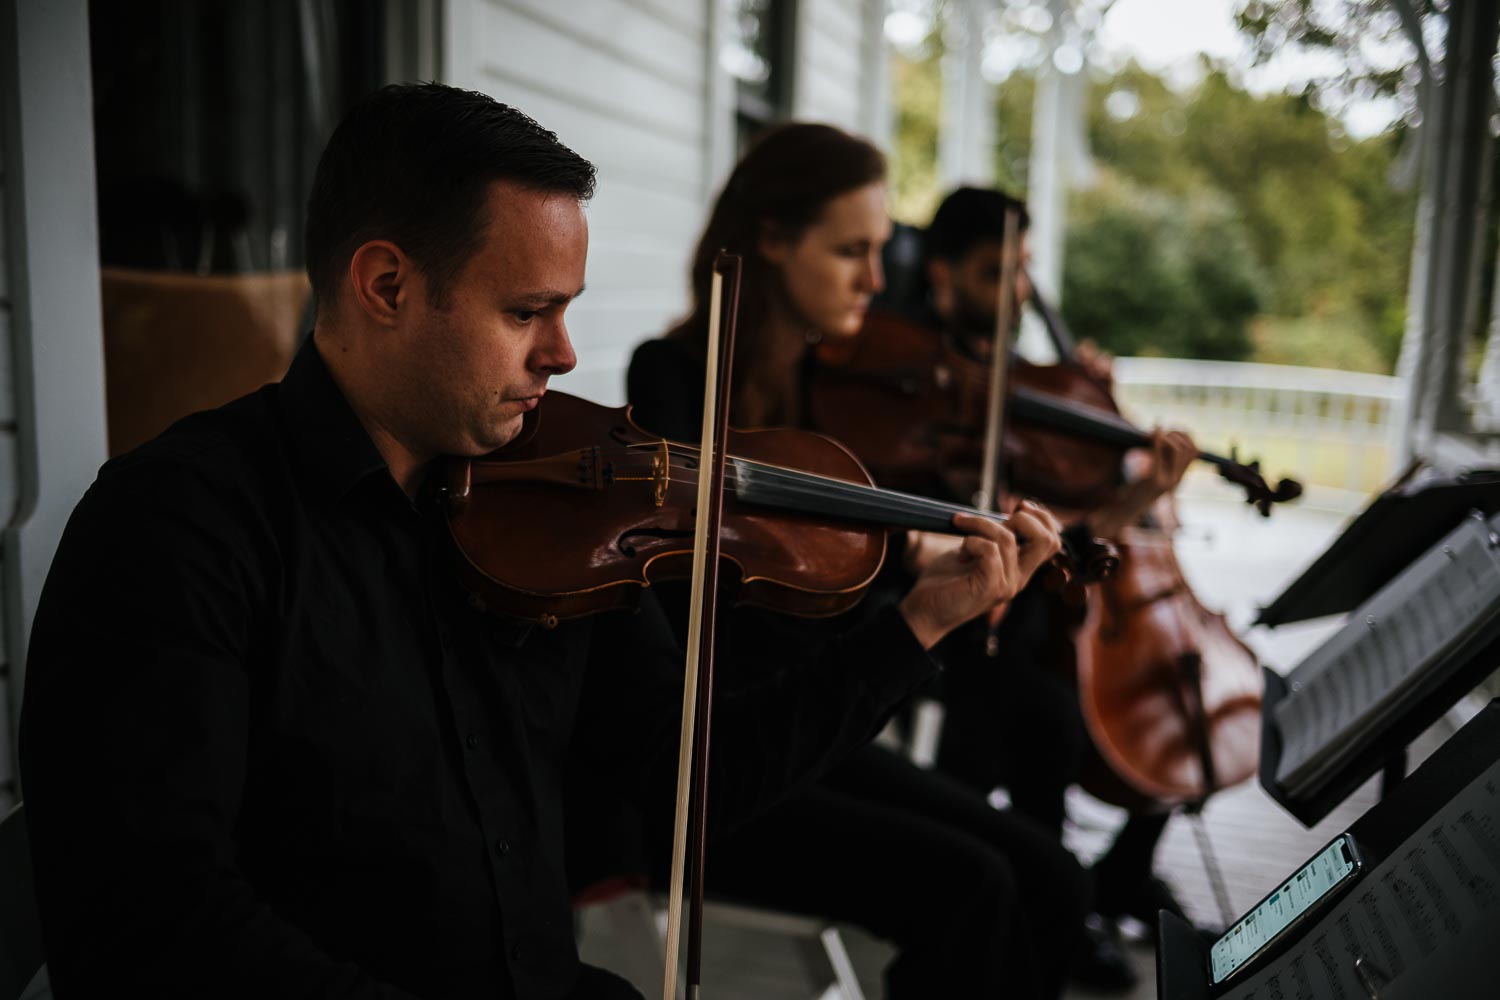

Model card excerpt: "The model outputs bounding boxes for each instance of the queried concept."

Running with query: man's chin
[465,416,526,456]
[494,416,527,449]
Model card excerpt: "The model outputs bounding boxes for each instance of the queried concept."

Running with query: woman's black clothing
[617,335,1089,999]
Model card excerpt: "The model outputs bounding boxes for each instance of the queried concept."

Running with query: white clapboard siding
[447,0,715,406]
[793,0,885,138]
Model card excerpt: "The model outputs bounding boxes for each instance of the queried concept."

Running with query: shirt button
[465,734,478,750]
[511,942,527,962]
[494,838,511,856]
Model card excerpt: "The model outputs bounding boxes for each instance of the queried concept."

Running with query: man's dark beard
[952,296,994,337]
[954,284,1002,340]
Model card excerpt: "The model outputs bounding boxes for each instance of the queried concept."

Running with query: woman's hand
[902,529,962,575]
[897,503,1063,650]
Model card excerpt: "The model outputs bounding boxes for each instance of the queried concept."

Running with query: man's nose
[535,318,577,376]
[865,252,885,295]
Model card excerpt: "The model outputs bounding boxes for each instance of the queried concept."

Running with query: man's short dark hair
[924,186,1031,263]
[305,82,597,309]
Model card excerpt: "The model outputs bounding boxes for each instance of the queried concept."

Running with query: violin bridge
[652,440,670,507]
[612,440,672,506]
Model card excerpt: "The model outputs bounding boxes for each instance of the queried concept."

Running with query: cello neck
[1024,282,1080,360]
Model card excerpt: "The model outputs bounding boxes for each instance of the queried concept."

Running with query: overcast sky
[1093,0,1404,136]
[884,0,1412,139]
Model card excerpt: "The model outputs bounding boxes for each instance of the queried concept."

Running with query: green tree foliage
[992,60,1414,369]
[887,9,1419,369]
[1234,0,1439,127]
[993,71,1033,195]
[1062,178,1265,360]
[889,27,944,224]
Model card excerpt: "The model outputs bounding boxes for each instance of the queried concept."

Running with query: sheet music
[1219,760,1500,999]
[1272,512,1500,796]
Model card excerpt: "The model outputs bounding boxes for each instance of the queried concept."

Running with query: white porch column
[938,0,994,187]
[1396,0,1498,462]
[1024,0,1089,309]
[859,0,893,148]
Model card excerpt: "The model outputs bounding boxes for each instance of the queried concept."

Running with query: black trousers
[935,625,1170,907]
[704,743,1090,1000]
[572,964,644,999]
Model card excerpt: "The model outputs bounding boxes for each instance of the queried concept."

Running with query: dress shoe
[1068,914,1139,993]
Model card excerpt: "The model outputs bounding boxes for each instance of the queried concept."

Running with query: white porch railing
[1109,358,1407,508]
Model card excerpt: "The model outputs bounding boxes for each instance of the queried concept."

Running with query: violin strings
[618,444,1008,531]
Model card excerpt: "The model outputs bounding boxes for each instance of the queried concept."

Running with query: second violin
[808,302,1302,516]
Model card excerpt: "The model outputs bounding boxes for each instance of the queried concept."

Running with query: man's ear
[927,257,955,315]
[347,240,411,327]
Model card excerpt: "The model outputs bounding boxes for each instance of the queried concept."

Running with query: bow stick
[661,250,742,1000]
[978,206,1023,656]
[974,204,1021,514]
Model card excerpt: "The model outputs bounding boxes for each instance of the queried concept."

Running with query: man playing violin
[18,85,1059,1000]
[908,186,1202,986]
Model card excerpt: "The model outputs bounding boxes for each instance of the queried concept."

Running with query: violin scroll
[1036,532,1120,610]
[1070,534,1122,583]
[1215,446,1304,516]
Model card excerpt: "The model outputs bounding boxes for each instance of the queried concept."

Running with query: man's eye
[512,310,538,323]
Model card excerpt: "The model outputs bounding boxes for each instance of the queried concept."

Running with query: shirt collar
[277,336,393,501]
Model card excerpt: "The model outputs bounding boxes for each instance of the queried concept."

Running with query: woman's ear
[758,221,794,266]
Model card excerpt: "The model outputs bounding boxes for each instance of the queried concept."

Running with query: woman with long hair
[622,122,1091,999]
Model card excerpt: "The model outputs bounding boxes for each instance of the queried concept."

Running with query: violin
[442,388,1116,626]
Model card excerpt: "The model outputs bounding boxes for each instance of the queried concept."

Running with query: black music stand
[1157,700,1500,999]
[1256,464,1500,628]
[1257,506,1500,827]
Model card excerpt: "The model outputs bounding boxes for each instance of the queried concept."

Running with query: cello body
[1069,499,1263,812]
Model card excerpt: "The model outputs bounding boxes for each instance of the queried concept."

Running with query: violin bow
[661,250,742,1000]
[977,207,1023,655]
[975,205,1022,514]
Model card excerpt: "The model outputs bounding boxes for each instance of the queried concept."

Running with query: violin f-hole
[616,527,694,558]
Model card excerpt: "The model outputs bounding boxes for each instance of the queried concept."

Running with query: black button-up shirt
[19,341,935,999]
